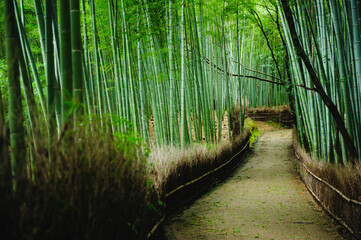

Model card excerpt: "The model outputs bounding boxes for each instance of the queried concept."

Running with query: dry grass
[0,121,157,240]
[0,106,252,239]
[149,129,251,195]
[292,128,361,201]
[293,129,361,237]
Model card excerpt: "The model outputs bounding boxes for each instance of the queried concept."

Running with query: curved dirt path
[164,128,348,239]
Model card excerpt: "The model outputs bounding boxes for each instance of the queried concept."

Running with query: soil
[164,122,351,239]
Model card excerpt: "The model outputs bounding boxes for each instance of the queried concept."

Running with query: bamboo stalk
[5,0,26,194]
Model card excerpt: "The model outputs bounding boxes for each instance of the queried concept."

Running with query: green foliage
[0,60,7,113]
[112,117,151,158]
[266,120,285,129]
[147,199,165,214]
[249,128,261,148]
[23,3,42,58]
[0,2,4,59]
[244,118,260,147]
[145,0,167,40]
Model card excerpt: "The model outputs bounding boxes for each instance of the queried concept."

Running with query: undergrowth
[0,118,159,240]
[244,118,260,147]
[149,129,251,195]
[1,107,253,239]
[292,128,361,201]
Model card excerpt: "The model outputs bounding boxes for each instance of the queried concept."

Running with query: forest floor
[163,122,353,240]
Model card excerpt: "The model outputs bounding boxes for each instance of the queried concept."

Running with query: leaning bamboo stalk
[280,0,359,163]
[14,4,47,119]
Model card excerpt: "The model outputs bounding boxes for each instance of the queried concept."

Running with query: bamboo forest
[0,0,360,239]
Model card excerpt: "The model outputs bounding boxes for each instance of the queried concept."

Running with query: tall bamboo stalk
[59,0,73,126]
[180,0,187,147]
[45,0,56,163]
[5,0,26,193]
[70,0,83,120]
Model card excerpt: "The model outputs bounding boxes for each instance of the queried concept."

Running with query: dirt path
[164,127,348,239]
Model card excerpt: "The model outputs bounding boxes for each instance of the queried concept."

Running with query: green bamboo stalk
[13,1,41,150]
[137,6,149,142]
[0,88,5,133]
[280,0,359,163]
[18,43,41,151]
[169,0,176,145]
[51,1,62,133]
[44,0,56,164]
[329,0,356,144]
[180,0,187,147]
[121,0,137,133]
[0,85,11,219]
[90,0,103,126]
[5,0,26,193]
[108,0,120,123]
[15,5,47,119]
[236,0,243,131]
[221,2,232,140]
[351,0,361,158]
[82,0,95,116]
[70,0,83,120]
[59,0,73,126]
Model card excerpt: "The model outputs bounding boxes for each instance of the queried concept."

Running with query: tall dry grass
[149,130,250,196]
[292,128,361,201]
[0,121,158,240]
[1,105,252,239]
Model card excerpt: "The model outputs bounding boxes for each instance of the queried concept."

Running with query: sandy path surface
[164,128,348,240]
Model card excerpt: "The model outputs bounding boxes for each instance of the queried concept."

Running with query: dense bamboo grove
[1,0,286,157]
[279,0,361,164]
[0,0,359,199]
[1,0,361,238]
[1,0,359,196]
[0,1,289,238]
